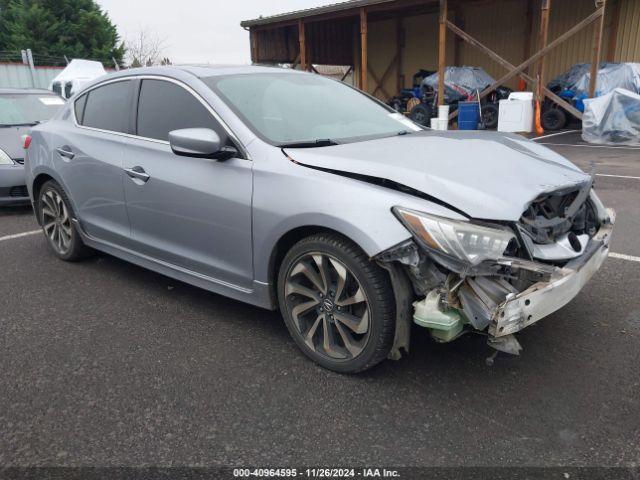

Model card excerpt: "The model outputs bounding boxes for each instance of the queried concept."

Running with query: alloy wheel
[284,253,371,361]
[41,188,72,255]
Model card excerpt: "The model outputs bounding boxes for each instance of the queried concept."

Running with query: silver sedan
[24,66,614,373]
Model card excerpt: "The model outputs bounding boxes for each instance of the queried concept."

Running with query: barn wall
[252,0,640,100]
[613,0,640,61]
[457,0,528,89]
[364,0,640,100]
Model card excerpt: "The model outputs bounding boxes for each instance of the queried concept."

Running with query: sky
[98,0,343,65]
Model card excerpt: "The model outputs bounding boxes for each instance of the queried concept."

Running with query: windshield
[203,72,421,146]
[0,93,65,126]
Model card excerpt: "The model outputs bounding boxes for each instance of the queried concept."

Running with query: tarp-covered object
[49,59,106,98]
[422,67,495,101]
[582,88,640,145]
[549,63,640,96]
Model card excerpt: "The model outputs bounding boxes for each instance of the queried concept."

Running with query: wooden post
[298,19,307,71]
[360,8,368,91]
[437,0,447,106]
[250,29,259,64]
[536,0,551,105]
[535,0,551,133]
[588,1,606,98]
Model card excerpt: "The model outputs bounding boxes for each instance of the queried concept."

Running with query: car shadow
[0,205,33,217]
[77,250,566,388]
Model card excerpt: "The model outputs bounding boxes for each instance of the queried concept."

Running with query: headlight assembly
[0,148,15,165]
[393,207,516,266]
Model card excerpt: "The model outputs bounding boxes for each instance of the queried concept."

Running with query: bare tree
[125,28,167,67]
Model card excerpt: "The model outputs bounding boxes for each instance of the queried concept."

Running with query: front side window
[81,80,132,133]
[0,93,64,126]
[203,72,421,146]
[136,79,221,141]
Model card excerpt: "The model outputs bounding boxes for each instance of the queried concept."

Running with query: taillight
[22,135,32,149]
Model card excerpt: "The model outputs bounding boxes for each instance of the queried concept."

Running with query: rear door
[123,78,253,288]
[55,79,133,245]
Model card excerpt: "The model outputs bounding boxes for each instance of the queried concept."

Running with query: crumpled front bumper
[488,209,615,337]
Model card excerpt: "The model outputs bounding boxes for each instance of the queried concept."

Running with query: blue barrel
[458,101,480,130]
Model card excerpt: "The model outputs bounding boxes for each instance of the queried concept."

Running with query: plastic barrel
[458,101,480,130]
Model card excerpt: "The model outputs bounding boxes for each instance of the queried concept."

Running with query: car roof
[0,88,58,95]
[101,64,302,81]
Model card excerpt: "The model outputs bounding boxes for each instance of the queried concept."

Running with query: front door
[123,78,253,289]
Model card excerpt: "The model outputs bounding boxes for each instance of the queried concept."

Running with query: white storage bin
[498,92,534,132]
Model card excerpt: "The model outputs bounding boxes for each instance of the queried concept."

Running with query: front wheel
[277,233,396,373]
[38,180,90,261]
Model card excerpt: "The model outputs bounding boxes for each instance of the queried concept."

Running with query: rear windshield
[203,72,421,146]
[0,93,65,126]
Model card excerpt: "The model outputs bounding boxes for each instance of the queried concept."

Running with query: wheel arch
[31,172,56,224]
[267,225,378,309]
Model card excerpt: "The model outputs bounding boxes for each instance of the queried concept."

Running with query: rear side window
[74,94,87,124]
[136,79,220,141]
[81,80,132,133]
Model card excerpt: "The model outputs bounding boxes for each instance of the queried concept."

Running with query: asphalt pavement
[1,132,638,468]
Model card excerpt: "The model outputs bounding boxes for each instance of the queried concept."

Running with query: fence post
[26,49,36,88]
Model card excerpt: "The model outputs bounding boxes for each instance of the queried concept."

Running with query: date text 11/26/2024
[233,468,401,478]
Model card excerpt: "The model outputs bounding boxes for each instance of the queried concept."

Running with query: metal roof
[240,0,396,28]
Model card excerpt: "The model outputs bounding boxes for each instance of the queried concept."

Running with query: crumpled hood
[285,130,590,221]
[0,126,31,160]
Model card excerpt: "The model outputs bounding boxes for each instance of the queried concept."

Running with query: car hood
[284,130,590,221]
[0,125,31,160]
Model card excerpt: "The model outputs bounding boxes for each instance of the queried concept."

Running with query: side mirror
[168,128,237,160]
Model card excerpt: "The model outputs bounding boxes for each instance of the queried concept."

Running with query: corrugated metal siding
[614,0,640,61]
[0,64,62,89]
[402,13,454,86]
[458,0,527,88]
[259,0,639,100]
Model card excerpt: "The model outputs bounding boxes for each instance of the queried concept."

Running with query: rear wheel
[38,180,90,261]
[277,233,395,373]
[410,103,432,126]
[541,107,567,131]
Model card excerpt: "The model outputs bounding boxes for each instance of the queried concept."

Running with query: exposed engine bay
[376,185,615,360]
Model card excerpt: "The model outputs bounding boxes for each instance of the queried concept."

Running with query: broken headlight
[393,207,515,266]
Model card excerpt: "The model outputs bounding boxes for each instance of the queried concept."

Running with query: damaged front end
[376,183,615,360]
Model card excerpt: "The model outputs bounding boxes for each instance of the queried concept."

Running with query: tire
[277,233,395,373]
[482,103,499,129]
[389,98,403,112]
[410,103,432,126]
[37,180,91,261]
[541,108,567,131]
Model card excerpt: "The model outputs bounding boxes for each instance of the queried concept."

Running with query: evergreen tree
[0,0,125,65]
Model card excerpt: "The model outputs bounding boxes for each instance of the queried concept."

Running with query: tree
[0,0,125,65]
[124,28,166,67]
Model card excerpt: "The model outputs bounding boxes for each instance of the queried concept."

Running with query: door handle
[56,146,75,159]
[124,166,150,182]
